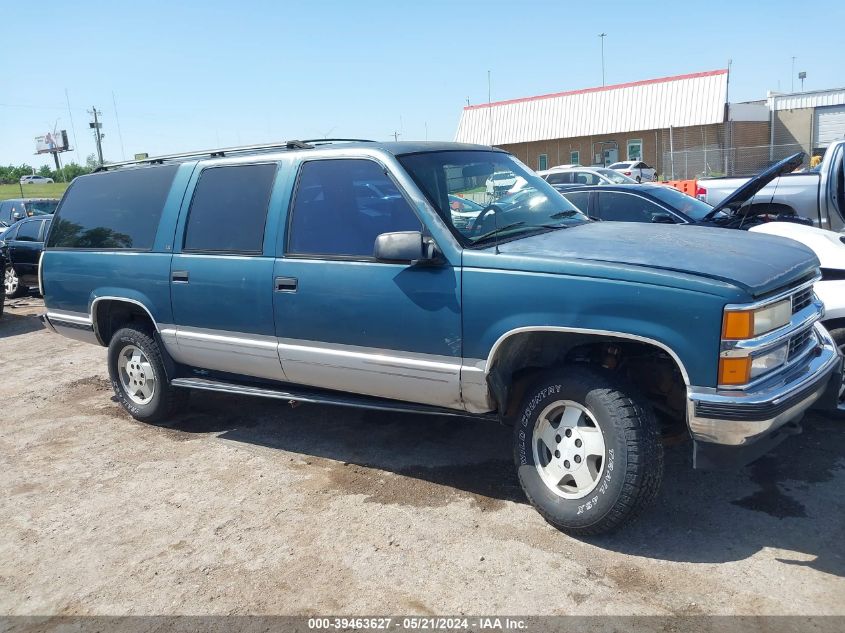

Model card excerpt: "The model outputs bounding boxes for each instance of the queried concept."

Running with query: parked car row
[697,139,845,232]
[36,139,843,537]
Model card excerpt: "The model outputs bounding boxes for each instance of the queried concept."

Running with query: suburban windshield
[399,151,588,245]
[647,186,715,220]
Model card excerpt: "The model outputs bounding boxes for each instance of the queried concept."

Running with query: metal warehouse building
[454,69,845,180]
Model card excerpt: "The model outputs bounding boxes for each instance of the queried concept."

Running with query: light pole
[791,56,796,92]
[599,33,607,86]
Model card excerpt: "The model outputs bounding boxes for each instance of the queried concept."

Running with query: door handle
[172,270,189,283]
[275,276,298,292]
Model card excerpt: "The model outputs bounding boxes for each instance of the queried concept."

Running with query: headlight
[722,299,791,339]
[718,344,789,385]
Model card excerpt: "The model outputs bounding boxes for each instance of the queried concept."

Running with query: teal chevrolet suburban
[39,140,844,535]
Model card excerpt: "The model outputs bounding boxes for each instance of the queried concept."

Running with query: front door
[169,162,286,381]
[273,157,463,408]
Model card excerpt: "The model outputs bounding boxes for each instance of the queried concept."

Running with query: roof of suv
[96,140,502,172]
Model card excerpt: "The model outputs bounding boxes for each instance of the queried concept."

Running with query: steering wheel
[471,204,504,235]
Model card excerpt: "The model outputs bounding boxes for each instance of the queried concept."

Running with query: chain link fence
[656,123,810,180]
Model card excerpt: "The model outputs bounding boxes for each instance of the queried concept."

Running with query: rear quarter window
[47,165,178,249]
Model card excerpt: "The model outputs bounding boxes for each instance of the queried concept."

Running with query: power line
[65,89,81,165]
[112,92,126,161]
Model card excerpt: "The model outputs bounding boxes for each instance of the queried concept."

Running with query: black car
[555,152,812,230]
[0,198,59,228]
[1,215,52,298]
[0,246,5,317]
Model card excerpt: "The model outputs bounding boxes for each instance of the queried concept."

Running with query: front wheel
[108,327,188,423]
[4,266,26,299]
[513,368,663,535]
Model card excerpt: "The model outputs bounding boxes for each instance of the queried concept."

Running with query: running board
[170,377,493,420]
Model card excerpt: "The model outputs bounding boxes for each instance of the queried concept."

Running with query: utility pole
[791,56,796,92]
[88,106,104,166]
[599,33,607,86]
[391,130,401,142]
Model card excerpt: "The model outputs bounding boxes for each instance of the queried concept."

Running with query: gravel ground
[1,297,844,617]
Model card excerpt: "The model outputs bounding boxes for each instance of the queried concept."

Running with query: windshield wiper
[471,222,527,243]
[548,210,582,220]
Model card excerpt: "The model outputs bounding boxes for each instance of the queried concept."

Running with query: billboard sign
[35,130,69,154]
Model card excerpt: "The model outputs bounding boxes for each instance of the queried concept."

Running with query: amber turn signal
[722,311,754,340]
[718,357,752,385]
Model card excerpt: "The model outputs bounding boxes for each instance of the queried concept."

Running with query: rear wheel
[108,327,188,422]
[513,367,663,535]
[4,265,26,299]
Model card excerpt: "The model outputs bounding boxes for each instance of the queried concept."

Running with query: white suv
[607,161,656,183]
[19,175,54,185]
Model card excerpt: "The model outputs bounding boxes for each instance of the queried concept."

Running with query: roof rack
[94,138,376,171]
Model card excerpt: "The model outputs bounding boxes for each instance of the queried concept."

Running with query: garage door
[814,104,845,148]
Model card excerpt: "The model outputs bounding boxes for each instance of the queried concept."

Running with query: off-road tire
[513,367,663,536]
[825,327,845,420]
[108,327,188,423]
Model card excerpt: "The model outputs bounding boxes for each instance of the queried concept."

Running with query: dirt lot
[1,296,844,617]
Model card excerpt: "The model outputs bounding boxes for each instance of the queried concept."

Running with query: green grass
[0,182,70,201]
[454,185,486,195]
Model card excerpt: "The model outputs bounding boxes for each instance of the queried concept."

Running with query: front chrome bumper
[688,322,843,448]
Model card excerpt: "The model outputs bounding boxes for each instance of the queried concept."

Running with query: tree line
[0,154,101,185]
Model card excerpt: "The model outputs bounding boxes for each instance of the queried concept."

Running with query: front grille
[787,328,815,361]
[791,286,814,314]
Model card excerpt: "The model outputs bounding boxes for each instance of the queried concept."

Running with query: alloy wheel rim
[532,400,606,499]
[4,268,18,296]
[117,345,156,405]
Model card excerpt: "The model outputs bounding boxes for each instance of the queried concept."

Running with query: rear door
[272,156,463,408]
[7,219,45,280]
[169,162,287,381]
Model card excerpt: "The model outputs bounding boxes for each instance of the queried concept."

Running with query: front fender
[463,270,727,388]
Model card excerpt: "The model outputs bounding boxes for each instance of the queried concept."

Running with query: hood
[750,222,845,270]
[495,222,819,297]
[704,152,805,219]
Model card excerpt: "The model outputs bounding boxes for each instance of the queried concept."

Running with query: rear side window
[47,165,178,249]
[545,172,572,185]
[562,191,590,213]
[183,164,277,253]
[16,220,42,241]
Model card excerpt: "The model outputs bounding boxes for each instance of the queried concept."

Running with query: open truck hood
[495,221,819,298]
[703,151,806,219]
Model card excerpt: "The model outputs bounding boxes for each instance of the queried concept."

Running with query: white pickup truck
[698,139,845,232]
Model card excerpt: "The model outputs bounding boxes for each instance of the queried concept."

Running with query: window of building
[538,154,548,171]
[627,139,643,161]
[183,164,277,254]
[570,151,580,165]
[48,165,179,250]
[288,159,421,258]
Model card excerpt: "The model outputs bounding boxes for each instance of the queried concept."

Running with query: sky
[2,0,843,168]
